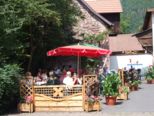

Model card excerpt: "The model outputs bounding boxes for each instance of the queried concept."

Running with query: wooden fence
[34,85,83,111]
[19,75,101,112]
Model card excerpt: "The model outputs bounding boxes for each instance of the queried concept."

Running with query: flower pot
[84,102,93,112]
[105,96,117,105]
[93,101,101,111]
[152,79,154,84]
[84,101,101,111]
[117,93,128,100]
[147,80,152,84]
[125,83,130,87]
[18,103,33,113]
[130,85,138,91]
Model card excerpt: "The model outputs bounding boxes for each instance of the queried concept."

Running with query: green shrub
[0,64,22,115]
[102,72,121,97]
[129,80,141,86]
[145,66,154,79]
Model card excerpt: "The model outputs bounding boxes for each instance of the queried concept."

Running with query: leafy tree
[82,32,108,47]
[120,0,154,33]
[0,1,81,113]
[0,0,81,72]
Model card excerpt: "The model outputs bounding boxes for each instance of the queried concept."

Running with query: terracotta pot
[152,79,154,84]
[125,83,130,86]
[130,85,138,91]
[147,80,152,84]
[105,96,117,105]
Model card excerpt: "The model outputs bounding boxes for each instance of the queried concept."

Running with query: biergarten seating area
[18,63,152,113]
[19,74,101,112]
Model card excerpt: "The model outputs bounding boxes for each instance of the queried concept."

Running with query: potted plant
[145,66,154,84]
[129,80,141,91]
[102,72,121,105]
[84,80,101,111]
[146,77,153,84]
[18,95,33,113]
[117,86,129,100]
[84,95,101,111]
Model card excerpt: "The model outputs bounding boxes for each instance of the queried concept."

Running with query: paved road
[7,112,154,116]
[7,81,154,116]
[102,82,154,112]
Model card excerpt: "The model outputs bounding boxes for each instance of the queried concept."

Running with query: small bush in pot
[102,72,121,105]
[129,80,141,91]
[117,86,129,100]
[145,66,154,84]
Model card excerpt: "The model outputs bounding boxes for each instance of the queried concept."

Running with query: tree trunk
[27,46,35,72]
[27,24,36,72]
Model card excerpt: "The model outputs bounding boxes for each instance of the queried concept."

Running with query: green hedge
[0,64,22,115]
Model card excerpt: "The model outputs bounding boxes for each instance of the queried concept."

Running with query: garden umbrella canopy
[47,43,111,57]
[47,43,111,76]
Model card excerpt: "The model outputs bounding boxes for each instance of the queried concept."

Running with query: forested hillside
[120,0,154,33]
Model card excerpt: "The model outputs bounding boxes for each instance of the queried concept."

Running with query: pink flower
[94,96,99,101]
[91,95,95,99]
[25,95,33,103]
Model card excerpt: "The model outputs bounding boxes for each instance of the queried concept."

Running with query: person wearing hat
[63,71,75,89]
[25,72,33,87]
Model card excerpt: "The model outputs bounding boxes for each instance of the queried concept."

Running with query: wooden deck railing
[33,85,83,111]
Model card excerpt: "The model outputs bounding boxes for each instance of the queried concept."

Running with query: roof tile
[85,0,123,13]
[109,34,144,52]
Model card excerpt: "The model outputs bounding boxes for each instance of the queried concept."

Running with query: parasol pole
[103,54,109,68]
[77,52,80,78]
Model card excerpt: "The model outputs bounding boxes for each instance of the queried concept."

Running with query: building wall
[152,12,154,56]
[73,0,107,40]
[110,54,153,74]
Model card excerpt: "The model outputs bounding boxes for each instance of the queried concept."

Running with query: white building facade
[110,54,153,75]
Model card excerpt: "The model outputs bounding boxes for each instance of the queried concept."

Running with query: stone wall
[73,0,108,40]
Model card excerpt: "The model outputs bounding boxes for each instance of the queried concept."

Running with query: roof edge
[133,28,152,37]
[77,0,113,27]
[147,8,154,12]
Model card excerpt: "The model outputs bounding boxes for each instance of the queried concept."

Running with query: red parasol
[47,43,111,57]
[47,43,111,75]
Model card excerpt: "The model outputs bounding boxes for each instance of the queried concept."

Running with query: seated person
[41,70,48,82]
[35,70,48,86]
[47,70,56,85]
[72,73,82,85]
[63,71,74,89]
[60,68,67,84]
[24,72,33,87]
[47,76,57,85]
[35,76,42,82]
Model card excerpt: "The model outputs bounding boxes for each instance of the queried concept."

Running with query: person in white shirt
[63,71,76,90]
[63,71,74,86]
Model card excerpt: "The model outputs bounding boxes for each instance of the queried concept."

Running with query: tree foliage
[120,0,154,33]
[83,32,108,47]
[0,0,81,71]
[0,64,22,115]
[0,1,81,113]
